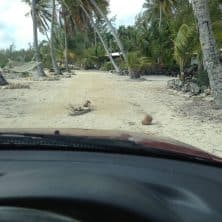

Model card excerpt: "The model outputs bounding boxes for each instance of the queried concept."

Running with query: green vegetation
[1,0,222,105]
[196,71,210,88]
[1,0,221,78]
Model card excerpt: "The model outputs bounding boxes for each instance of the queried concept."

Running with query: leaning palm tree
[61,0,120,72]
[80,4,120,73]
[192,0,222,108]
[88,0,131,76]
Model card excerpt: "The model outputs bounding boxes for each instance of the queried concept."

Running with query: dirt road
[1,70,222,155]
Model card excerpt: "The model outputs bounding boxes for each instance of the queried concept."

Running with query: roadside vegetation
[0,0,222,107]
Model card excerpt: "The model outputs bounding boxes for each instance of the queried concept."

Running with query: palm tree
[50,0,61,75]
[25,0,61,75]
[59,0,90,71]
[192,0,222,108]
[174,24,198,76]
[60,0,121,72]
[63,12,69,72]
[23,0,47,77]
[80,4,120,73]
[31,0,46,77]
[143,0,175,29]
[143,0,175,65]
[57,4,70,72]
[88,0,132,76]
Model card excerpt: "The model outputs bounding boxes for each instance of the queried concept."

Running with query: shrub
[119,61,128,71]
[127,52,140,70]
[100,61,113,71]
[196,70,209,87]
[82,57,97,70]
[21,72,30,78]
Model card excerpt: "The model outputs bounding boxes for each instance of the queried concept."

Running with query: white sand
[1,70,222,156]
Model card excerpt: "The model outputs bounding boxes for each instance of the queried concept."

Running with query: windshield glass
[0,0,221,158]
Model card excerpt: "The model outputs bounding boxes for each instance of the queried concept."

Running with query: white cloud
[0,0,34,49]
[108,0,144,26]
[0,0,145,49]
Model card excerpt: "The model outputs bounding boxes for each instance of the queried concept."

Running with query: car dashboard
[0,150,221,222]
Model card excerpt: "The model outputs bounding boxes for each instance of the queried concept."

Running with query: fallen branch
[68,104,92,116]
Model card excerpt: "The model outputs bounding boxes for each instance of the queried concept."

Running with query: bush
[119,61,128,71]
[21,72,30,78]
[82,57,97,70]
[127,52,140,69]
[131,63,168,76]
[100,61,113,71]
[196,70,209,87]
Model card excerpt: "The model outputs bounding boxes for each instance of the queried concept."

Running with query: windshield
[0,0,222,158]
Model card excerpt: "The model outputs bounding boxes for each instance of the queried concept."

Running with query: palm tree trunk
[31,0,46,77]
[80,5,120,73]
[94,27,98,55]
[180,59,185,80]
[64,23,70,72]
[94,27,97,48]
[50,0,61,75]
[158,5,162,65]
[192,0,222,108]
[88,0,131,75]
[96,29,120,73]
[159,4,162,29]
[60,5,69,72]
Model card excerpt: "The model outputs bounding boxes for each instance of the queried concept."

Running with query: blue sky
[0,0,144,49]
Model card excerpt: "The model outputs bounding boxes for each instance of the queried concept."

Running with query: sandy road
[0,70,222,155]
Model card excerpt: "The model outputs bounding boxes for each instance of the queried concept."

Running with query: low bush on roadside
[100,61,113,71]
[21,72,30,78]
[82,57,98,70]
[196,70,210,87]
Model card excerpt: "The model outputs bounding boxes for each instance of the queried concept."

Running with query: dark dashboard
[0,150,221,222]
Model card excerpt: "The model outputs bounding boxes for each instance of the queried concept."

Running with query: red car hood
[0,128,221,164]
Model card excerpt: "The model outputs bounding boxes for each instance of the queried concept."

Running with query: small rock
[183,92,192,98]
[167,79,175,89]
[175,79,183,89]
[190,82,200,95]
[204,96,214,102]
[200,85,208,93]
[167,79,184,90]
[198,93,205,98]
[193,96,203,102]
[204,88,211,96]
[181,83,191,93]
